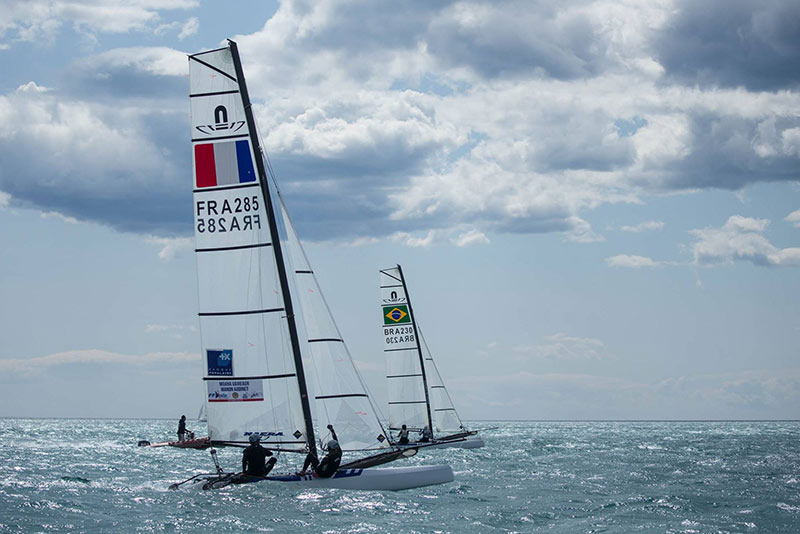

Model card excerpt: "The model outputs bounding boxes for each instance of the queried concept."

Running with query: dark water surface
[1,420,798,533]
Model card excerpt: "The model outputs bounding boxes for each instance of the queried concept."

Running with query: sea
[1,419,798,533]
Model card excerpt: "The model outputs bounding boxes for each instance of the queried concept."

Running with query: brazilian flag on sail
[383,305,411,325]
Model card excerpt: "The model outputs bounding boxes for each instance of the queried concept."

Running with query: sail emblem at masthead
[195,104,246,135]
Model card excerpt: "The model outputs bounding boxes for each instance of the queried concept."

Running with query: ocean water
[0,420,799,533]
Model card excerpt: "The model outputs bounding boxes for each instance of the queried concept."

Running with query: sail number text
[196,196,261,233]
[384,326,415,344]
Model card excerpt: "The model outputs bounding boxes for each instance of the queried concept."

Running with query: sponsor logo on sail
[207,349,233,376]
[195,105,245,135]
[383,305,410,325]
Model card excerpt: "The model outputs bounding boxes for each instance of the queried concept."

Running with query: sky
[0,0,798,421]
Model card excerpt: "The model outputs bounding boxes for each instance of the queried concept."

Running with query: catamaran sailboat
[380,265,485,450]
[172,40,453,491]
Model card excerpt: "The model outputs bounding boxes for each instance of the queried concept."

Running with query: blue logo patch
[207,349,233,376]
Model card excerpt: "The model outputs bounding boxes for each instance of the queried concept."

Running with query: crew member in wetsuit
[177,415,187,442]
[298,440,342,478]
[398,424,410,444]
[419,426,433,442]
[240,434,276,478]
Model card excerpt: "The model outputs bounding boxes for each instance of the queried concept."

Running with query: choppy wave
[0,420,799,533]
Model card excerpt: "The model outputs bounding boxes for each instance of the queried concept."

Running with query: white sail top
[189,45,309,450]
[280,200,390,451]
[379,267,431,433]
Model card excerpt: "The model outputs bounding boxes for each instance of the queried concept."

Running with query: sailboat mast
[228,40,317,458]
[396,264,434,434]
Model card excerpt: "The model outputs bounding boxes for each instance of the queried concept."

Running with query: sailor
[177,415,187,442]
[241,434,276,477]
[398,424,410,444]
[419,426,433,443]
[298,439,342,478]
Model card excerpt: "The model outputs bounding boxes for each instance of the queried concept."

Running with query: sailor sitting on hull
[298,425,342,478]
[232,434,276,483]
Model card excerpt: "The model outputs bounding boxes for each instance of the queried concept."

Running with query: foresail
[189,45,308,450]
[418,327,466,434]
[380,267,431,433]
[281,200,390,451]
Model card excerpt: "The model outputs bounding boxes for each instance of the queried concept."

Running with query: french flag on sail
[194,140,256,188]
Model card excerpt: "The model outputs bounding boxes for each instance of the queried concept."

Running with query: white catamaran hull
[269,464,454,490]
[398,436,485,451]
[188,465,454,491]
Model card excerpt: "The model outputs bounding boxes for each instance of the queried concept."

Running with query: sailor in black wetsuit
[298,425,342,478]
[177,415,187,442]
[238,434,276,480]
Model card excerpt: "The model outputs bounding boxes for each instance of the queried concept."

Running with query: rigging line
[188,55,237,82]
[380,270,403,283]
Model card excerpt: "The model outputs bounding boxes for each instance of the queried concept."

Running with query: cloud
[452,229,490,247]
[655,0,800,91]
[2,1,799,246]
[620,220,664,233]
[0,60,189,235]
[786,209,800,228]
[690,215,800,267]
[514,333,606,361]
[146,236,193,260]
[0,0,198,45]
[606,254,661,268]
[177,16,198,39]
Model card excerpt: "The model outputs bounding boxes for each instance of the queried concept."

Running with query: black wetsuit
[177,418,186,439]
[301,449,342,478]
[242,444,275,477]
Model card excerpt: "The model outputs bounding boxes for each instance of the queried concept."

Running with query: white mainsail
[279,199,391,452]
[189,45,312,451]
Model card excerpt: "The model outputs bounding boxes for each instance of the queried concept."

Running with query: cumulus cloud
[177,16,198,39]
[605,254,661,268]
[620,220,664,233]
[786,209,800,228]
[514,333,606,361]
[690,215,800,267]
[0,66,189,235]
[655,0,800,91]
[0,0,198,45]
[146,236,193,260]
[1,0,799,245]
[452,229,490,247]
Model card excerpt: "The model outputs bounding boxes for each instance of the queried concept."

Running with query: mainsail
[380,265,469,439]
[189,43,315,453]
